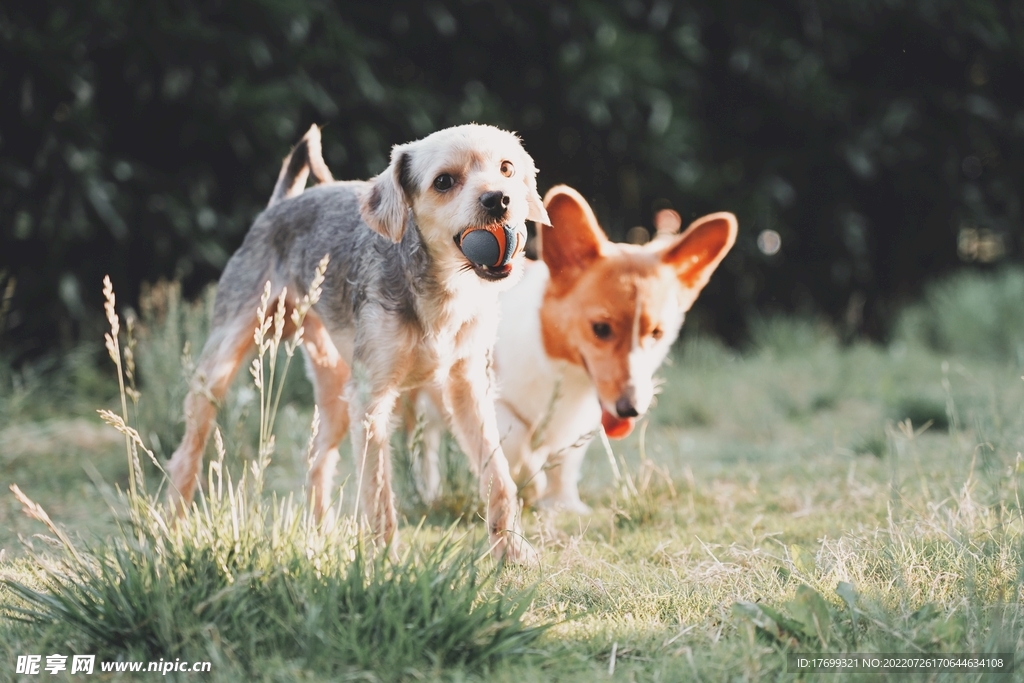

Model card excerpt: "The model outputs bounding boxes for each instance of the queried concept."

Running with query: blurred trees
[1,0,1022,357]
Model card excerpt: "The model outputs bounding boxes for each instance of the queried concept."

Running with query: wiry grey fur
[166,123,547,565]
[216,182,435,335]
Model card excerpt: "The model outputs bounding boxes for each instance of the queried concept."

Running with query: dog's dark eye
[433,174,455,191]
[651,327,663,340]
[592,322,612,340]
[500,161,515,178]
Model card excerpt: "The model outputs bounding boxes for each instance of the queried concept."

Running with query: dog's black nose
[480,190,510,217]
[615,397,639,418]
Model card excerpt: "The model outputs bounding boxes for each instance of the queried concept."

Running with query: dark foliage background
[2,0,1022,358]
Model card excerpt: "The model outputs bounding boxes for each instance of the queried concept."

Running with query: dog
[166,124,549,563]
[411,185,736,512]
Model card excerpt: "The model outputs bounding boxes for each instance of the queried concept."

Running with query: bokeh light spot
[962,155,982,179]
[757,229,782,255]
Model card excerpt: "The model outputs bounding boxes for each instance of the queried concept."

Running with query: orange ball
[456,223,524,267]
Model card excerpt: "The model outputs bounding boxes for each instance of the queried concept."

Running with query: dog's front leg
[537,441,592,514]
[443,357,537,565]
[348,358,408,548]
[406,387,445,506]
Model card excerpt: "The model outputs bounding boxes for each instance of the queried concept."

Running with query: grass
[1,270,543,681]
[896,266,1024,363]
[3,267,1024,680]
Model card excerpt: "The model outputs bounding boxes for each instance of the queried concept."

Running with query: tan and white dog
[413,185,736,512]
[166,124,548,562]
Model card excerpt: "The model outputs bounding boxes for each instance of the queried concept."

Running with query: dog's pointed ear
[661,211,737,295]
[539,185,606,287]
[360,146,414,242]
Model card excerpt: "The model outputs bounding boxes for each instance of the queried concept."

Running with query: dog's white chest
[494,264,600,449]
[413,281,500,385]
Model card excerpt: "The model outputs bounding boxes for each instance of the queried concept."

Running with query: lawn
[2,272,1024,681]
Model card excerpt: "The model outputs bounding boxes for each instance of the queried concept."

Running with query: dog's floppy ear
[360,145,414,242]
[539,185,606,289]
[661,211,737,295]
[524,165,550,226]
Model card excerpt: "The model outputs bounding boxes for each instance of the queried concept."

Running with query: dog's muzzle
[454,223,526,280]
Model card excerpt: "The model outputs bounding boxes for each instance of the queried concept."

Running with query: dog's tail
[268,124,334,208]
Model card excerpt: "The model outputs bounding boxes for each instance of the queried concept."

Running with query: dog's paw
[491,532,539,567]
[536,495,592,516]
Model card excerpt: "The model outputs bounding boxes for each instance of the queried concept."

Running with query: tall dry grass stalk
[101,275,144,500]
[248,254,328,493]
[2,255,543,678]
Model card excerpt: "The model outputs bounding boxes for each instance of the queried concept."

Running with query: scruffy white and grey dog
[166,124,549,563]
